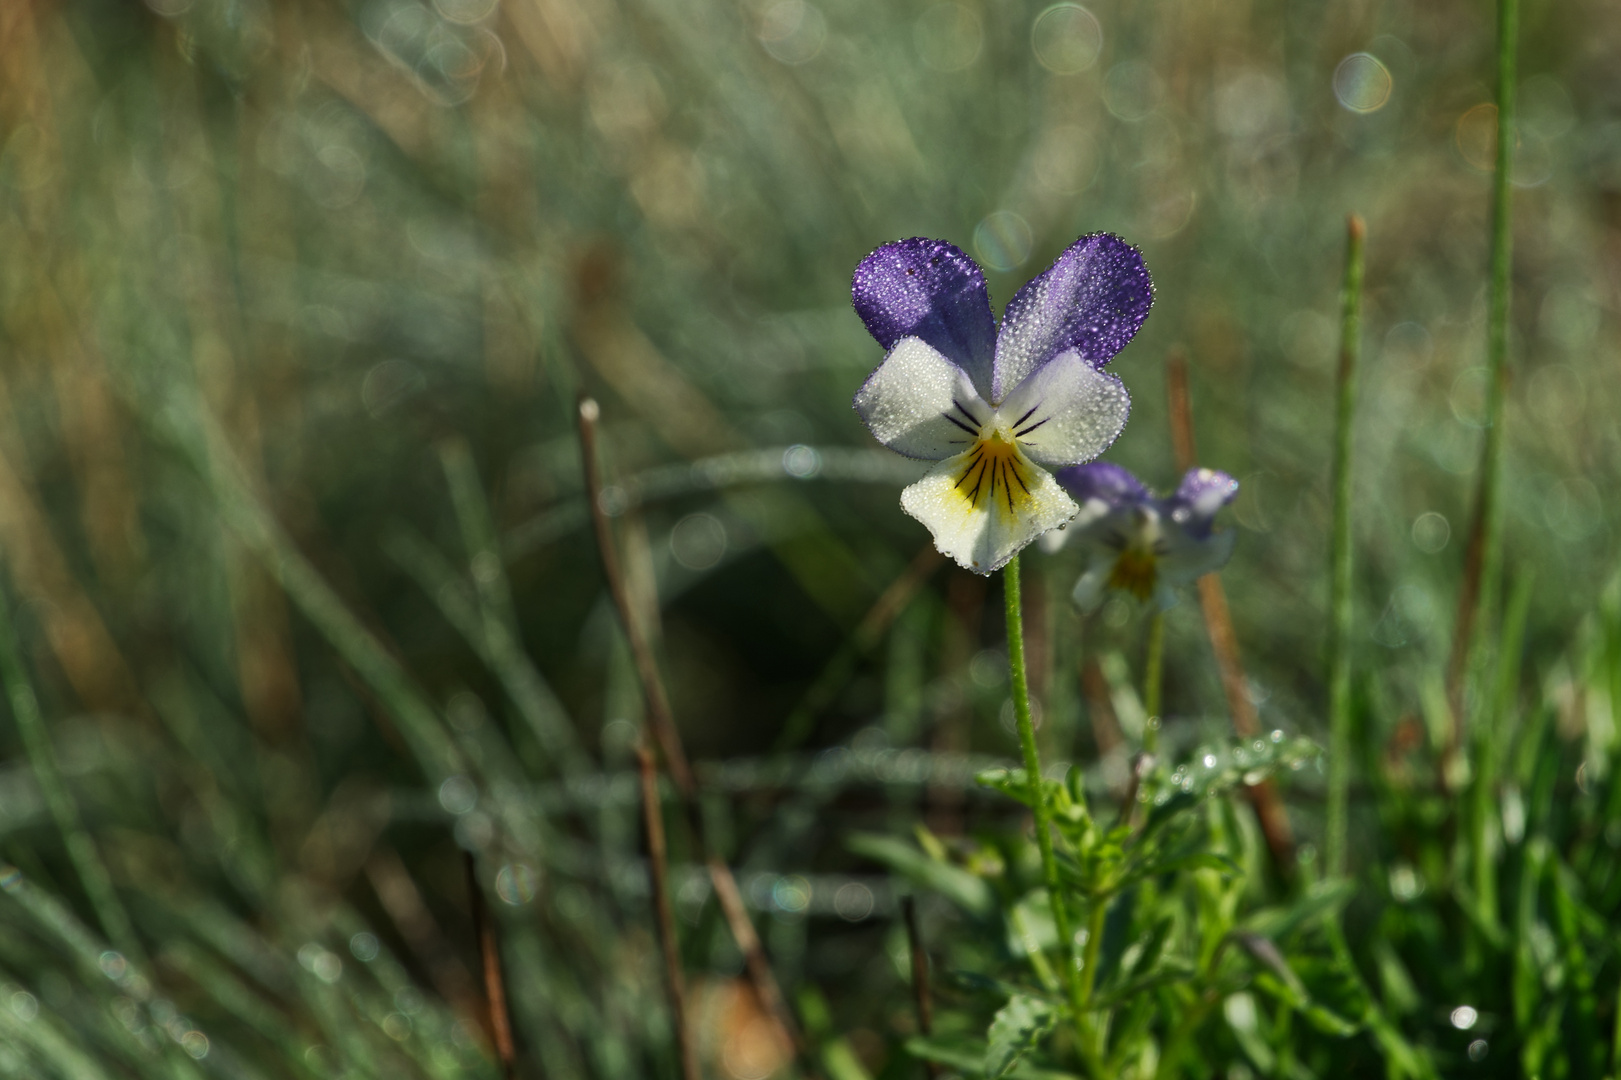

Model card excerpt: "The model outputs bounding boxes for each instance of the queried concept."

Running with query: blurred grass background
[0,0,1619,1076]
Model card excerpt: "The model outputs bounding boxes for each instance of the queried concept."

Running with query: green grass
[0,0,1616,1076]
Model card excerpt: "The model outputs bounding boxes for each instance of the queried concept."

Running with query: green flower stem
[1475,0,1519,654]
[1326,214,1365,881]
[1003,557,1091,1048]
[1142,612,1165,755]
[1076,897,1108,1009]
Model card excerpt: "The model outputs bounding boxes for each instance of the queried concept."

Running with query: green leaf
[1238,879,1355,941]
[984,994,1057,1079]
[846,832,996,918]
[946,970,1056,1003]
[905,1037,1078,1079]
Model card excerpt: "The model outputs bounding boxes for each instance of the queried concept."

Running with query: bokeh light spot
[1102,60,1162,121]
[759,0,826,65]
[180,1031,210,1059]
[1520,74,1575,139]
[9,992,37,1022]
[432,0,498,24]
[833,882,874,920]
[1456,103,1498,171]
[496,862,539,905]
[1031,4,1102,74]
[1410,512,1449,553]
[1544,478,1602,540]
[1449,366,1489,427]
[671,513,728,570]
[915,3,982,72]
[972,210,1032,271]
[349,933,380,962]
[438,774,478,815]
[1450,1005,1479,1030]
[1031,124,1099,195]
[1333,53,1392,113]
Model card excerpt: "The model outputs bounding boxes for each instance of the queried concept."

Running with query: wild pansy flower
[1045,462,1238,611]
[851,234,1153,575]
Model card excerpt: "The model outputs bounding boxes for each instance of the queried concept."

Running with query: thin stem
[1165,354,1295,874]
[578,397,813,1071]
[1142,612,1165,755]
[636,743,700,1080]
[1449,0,1519,763]
[463,852,519,1080]
[1004,557,1087,1029]
[0,588,144,965]
[902,897,943,1080]
[1076,897,1108,1012]
[1326,214,1365,880]
[1479,0,1519,640]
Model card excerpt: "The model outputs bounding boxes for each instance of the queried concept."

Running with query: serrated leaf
[985,994,1055,1078]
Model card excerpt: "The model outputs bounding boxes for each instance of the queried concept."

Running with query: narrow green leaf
[846,833,996,918]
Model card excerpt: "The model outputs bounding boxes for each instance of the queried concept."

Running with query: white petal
[855,337,988,460]
[995,350,1131,469]
[899,443,1078,575]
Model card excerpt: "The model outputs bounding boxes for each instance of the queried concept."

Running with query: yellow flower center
[953,432,1034,516]
[1107,546,1159,601]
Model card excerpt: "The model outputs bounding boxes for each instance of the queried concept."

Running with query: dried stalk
[636,744,700,1080]
[578,397,811,1069]
[1165,354,1296,872]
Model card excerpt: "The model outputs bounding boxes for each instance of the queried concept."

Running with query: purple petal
[852,239,997,401]
[1053,462,1149,509]
[992,233,1153,402]
[1168,467,1238,537]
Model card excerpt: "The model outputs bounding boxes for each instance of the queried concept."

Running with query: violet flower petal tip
[992,231,1154,400]
[1175,467,1239,510]
[1054,461,1149,507]
[851,238,997,396]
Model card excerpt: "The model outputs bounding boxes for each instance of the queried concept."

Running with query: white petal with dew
[996,351,1130,468]
[900,444,1077,575]
[855,337,988,460]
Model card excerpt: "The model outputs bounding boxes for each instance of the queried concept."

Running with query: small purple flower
[851,234,1154,574]
[1044,463,1239,610]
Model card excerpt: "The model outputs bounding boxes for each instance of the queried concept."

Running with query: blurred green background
[0,0,1618,1076]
